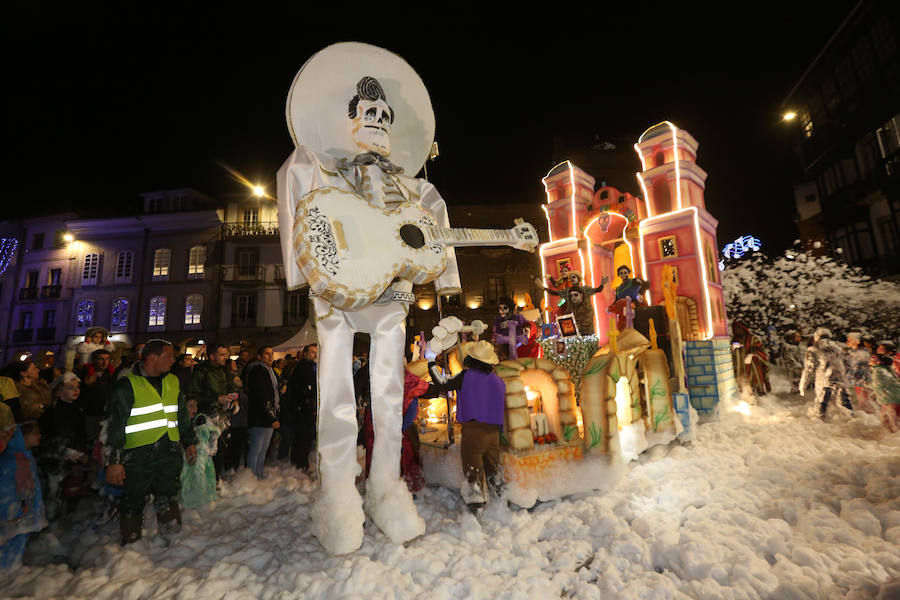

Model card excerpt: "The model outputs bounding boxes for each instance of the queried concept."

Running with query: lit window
[705,243,718,282]
[75,299,95,328]
[82,253,101,286]
[184,294,202,325]
[111,297,129,328]
[116,251,133,283]
[153,249,171,280]
[659,236,678,258]
[149,296,167,327]
[188,246,206,279]
[243,208,259,224]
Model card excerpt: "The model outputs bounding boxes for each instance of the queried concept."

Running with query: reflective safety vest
[123,372,181,450]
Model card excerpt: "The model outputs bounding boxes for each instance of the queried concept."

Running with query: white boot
[310,484,365,555]
[364,477,426,545]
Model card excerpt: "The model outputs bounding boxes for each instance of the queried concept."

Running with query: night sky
[8,4,857,253]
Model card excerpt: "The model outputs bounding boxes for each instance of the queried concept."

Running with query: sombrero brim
[286,42,435,176]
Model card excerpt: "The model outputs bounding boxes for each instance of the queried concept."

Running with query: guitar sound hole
[399,224,426,249]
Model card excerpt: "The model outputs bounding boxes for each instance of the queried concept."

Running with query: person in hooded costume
[799,328,852,418]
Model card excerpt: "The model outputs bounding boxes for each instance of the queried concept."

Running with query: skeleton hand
[601,275,610,285]
[429,316,464,354]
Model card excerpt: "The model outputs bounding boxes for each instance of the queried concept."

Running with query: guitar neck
[425,226,519,248]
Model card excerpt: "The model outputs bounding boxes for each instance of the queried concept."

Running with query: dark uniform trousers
[119,436,183,543]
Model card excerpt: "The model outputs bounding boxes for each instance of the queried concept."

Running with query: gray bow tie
[350,152,404,175]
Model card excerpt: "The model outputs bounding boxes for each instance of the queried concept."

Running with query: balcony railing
[36,327,56,341]
[222,264,286,284]
[223,221,279,238]
[12,329,33,343]
[41,285,62,299]
[222,265,265,283]
[18,288,37,301]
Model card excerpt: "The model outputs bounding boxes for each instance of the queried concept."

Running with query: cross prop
[495,319,527,360]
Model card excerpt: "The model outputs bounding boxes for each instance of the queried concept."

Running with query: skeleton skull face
[349,98,393,156]
[617,267,630,280]
[498,304,510,317]
[567,272,581,286]
[569,290,584,305]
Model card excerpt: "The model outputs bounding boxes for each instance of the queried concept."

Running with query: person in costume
[75,327,115,369]
[492,296,527,358]
[518,321,543,358]
[869,353,900,432]
[534,272,609,336]
[277,43,461,554]
[105,340,197,546]
[179,398,218,510]
[731,321,771,396]
[0,403,46,575]
[607,265,649,330]
[422,341,506,512]
[799,328,852,418]
[362,362,429,494]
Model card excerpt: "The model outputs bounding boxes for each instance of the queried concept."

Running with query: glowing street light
[63,233,74,243]
[782,111,797,122]
[253,185,265,198]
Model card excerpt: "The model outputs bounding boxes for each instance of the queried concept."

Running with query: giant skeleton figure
[277,44,461,555]
[799,328,852,418]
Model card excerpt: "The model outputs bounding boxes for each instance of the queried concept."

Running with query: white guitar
[293,187,538,310]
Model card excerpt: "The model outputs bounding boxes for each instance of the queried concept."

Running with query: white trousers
[313,297,407,491]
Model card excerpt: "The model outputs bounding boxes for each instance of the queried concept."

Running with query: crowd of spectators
[0,335,320,573]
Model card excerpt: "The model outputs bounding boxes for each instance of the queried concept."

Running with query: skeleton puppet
[278,43,461,555]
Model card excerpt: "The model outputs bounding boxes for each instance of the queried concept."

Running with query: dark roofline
[781,0,865,108]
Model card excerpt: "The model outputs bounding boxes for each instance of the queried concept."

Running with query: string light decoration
[0,238,18,276]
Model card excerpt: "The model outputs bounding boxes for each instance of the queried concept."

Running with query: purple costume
[493,313,527,345]
[457,371,506,428]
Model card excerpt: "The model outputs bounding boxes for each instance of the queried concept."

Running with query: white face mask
[349,98,392,156]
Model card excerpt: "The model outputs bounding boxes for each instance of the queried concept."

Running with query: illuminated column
[542,161,596,242]
[633,121,707,216]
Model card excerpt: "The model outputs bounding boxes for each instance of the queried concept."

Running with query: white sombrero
[286,42,435,176]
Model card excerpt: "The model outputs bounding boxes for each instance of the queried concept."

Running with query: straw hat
[285,42,435,176]
[405,359,430,381]
[466,340,499,366]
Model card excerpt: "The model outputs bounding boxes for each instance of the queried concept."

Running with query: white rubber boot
[364,477,426,545]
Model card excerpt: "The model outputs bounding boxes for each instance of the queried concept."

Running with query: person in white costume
[277,43,461,555]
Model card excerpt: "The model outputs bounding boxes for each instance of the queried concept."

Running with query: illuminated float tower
[539,162,647,347]
[634,121,736,415]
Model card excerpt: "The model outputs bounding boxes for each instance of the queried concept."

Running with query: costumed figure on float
[534,272,609,336]
[492,296,528,360]
[277,43,536,554]
[607,265,649,331]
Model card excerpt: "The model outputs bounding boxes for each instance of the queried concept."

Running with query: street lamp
[253,185,265,198]
[782,111,797,122]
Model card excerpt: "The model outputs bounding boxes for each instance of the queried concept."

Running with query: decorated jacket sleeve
[419,179,462,296]
[277,146,320,291]
[105,378,134,466]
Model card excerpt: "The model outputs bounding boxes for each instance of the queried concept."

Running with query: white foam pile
[6,383,899,599]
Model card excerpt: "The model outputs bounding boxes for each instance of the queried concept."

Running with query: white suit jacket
[276,145,462,302]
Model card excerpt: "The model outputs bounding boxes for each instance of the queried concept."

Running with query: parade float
[422,121,738,508]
